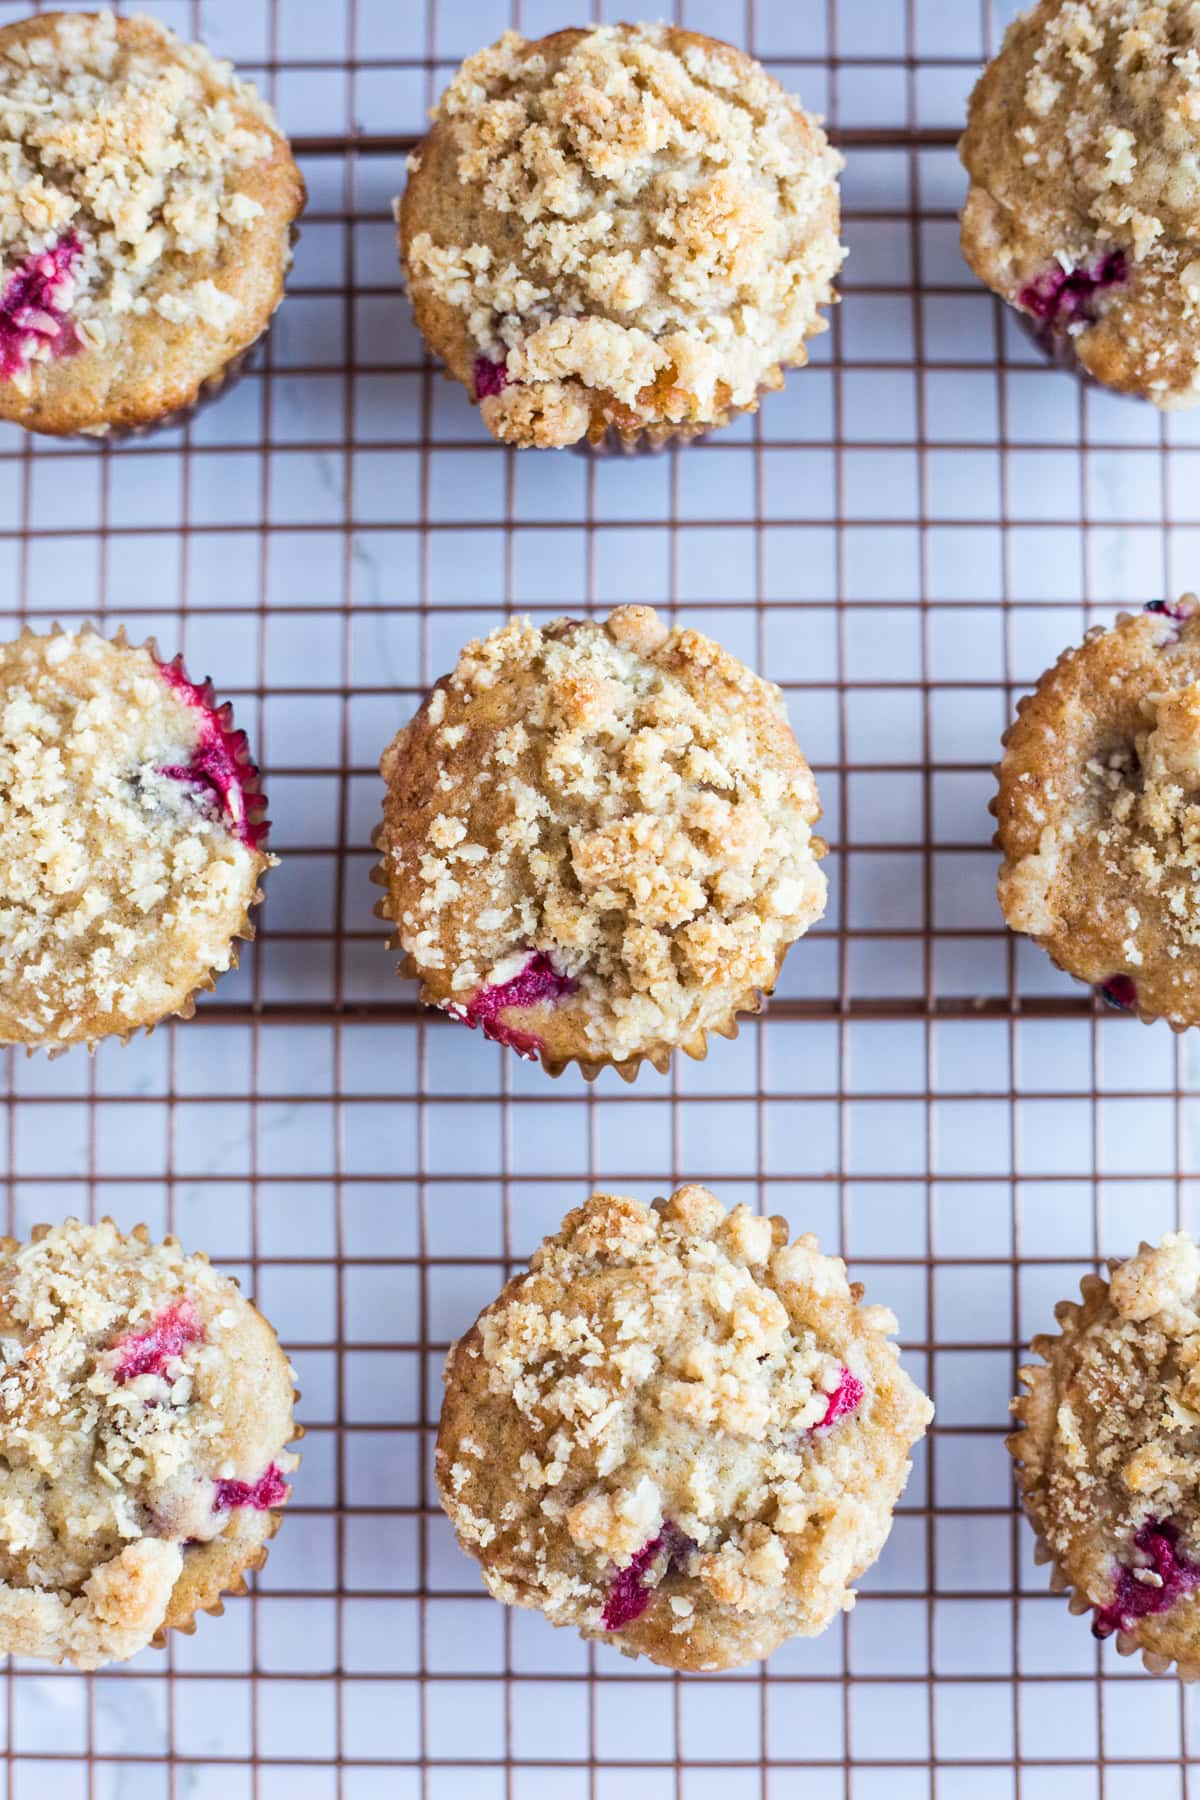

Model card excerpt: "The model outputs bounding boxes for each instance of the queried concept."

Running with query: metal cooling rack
[5,0,1200,1794]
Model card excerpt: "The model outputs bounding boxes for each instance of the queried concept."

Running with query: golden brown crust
[1010,1235,1200,1677]
[994,604,1200,1025]
[0,11,304,436]
[0,626,273,1050]
[398,23,842,448]
[960,0,1200,406]
[374,605,827,1077]
[437,1186,932,1672]
[0,1219,298,1669]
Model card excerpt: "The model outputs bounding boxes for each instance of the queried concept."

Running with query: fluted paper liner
[371,822,788,1084]
[572,420,701,458]
[1008,1257,1200,1681]
[569,371,795,458]
[4,623,275,1055]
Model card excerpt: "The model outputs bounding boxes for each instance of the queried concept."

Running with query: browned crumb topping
[961,0,1200,405]
[0,629,266,1048]
[376,606,827,1069]
[0,1220,296,1669]
[1013,1234,1200,1662]
[400,24,843,445]
[437,1185,932,1672]
[996,606,1200,1023]
[0,10,282,380]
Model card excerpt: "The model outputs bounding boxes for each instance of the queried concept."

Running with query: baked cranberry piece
[449,952,577,1059]
[601,1522,694,1631]
[1093,1519,1200,1639]
[112,1301,204,1383]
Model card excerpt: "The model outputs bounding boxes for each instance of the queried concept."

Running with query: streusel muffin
[0,10,304,437]
[994,599,1200,1026]
[373,605,827,1080]
[961,0,1200,406]
[398,23,843,450]
[0,627,271,1049]
[438,1185,932,1672]
[0,1219,298,1669]
[1010,1232,1200,1676]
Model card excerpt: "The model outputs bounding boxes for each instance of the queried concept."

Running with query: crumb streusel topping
[438,1186,932,1672]
[996,603,1200,1025]
[0,1220,297,1669]
[0,628,269,1048]
[399,23,844,446]
[961,0,1200,405]
[1012,1233,1200,1668]
[375,605,827,1073]
[0,9,283,387]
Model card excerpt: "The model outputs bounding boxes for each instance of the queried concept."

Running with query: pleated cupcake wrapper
[63,223,302,446]
[537,970,780,1084]
[151,1485,293,1651]
[571,421,704,459]
[153,1402,301,1648]
[14,1218,304,1660]
[991,608,1191,1032]
[11,623,274,1056]
[1008,1262,1200,1681]
[371,829,784,1083]
[569,366,798,457]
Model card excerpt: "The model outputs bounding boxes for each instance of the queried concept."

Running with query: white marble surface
[2,0,1197,1795]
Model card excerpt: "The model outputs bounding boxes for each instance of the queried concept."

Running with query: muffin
[993,599,1200,1026]
[373,605,827,1080]
[0,1218,298,1669]
[397,23,843,450]
[1009,1232,1200,1676]
[437,1180,935,1670]
[438,1184,932,1672]
[0,10,304,438]
[961,0,1200,405]
[0,626,272,1049]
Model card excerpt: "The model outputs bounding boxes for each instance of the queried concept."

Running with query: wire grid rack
[10,0,1200,1793]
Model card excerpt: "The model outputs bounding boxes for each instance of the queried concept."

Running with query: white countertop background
[3,0,1198,1794]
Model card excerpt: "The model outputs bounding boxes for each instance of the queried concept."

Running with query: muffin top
[0,628,270,1049]
[438,1185,932,1672]
[995,601,1200,1025]
[0,10,304,434]
[375,605,827,1075]
[961,0,1200,405]
[1012,1233,1200,1671]
[398,23,843,447]
[0,1219,297,1669]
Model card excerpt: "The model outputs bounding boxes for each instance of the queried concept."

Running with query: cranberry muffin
[398,23,843,449]
[0,10,304,436]
[1011,1232,1200,1677]
[0,627,272,1049]
[994,599,1200,1026]
[961,0,1200,404]
[0,1219,298,1668]
[438,1185,932,1672]
[373,605,827,1079]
